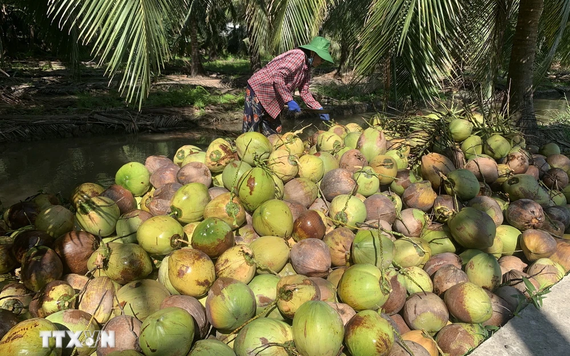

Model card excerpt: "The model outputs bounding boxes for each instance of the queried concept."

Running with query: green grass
[203,59,251,76]
[314,81,383,104]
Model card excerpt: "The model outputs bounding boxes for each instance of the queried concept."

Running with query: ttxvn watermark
[40,330,115,348]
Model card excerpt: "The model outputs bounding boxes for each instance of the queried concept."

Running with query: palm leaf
[48,0,188,108]
[535,0,570,81]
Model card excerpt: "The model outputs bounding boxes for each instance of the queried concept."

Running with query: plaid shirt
[247,48,322,119]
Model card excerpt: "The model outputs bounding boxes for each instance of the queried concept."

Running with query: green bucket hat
[299,36,334,63]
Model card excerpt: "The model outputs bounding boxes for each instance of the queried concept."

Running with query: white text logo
[40,330,115,349]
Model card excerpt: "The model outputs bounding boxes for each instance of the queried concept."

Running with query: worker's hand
[318,107,330,121]
[287,100,301,112]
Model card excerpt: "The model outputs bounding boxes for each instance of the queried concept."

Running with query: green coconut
[401,266,434,294]
[292,301,344,356]
[115,162,151,197]
[444,169,480,201]
[236,167,276,212]
[136,215,184,256]
[297,154,325,183]
[276,274,320,319]
[449,118,474,142]
[420,228,457,255]
[250,236,290,274]
[222,160,253,193]
[351,229,395,269]
[0,318,61,356]
[45,309,100,356]
[354,166,381,197]
[113,279,170,321]
[317,131,344,153]
[75,196,120,238]
[234,317,293,356]
[170,183,211,224]
[356,127,387,163]
[173,145,202,166]
[484,134,512,160]
[168,248,216,297]
[138,307,195,356]
[252,199,294,238]
[205,277,256,333]
[444,282,493,324]
[329,194,367,229]
[191,217,234,259]
[205,138,236,173]
[461,135,483,158]
[267,150,299,183]
[344,310,394,356]
[314,151,340,175]
[393,237,432,268]
[235,132,272,166]
[188,339,236,356]
[344,131,361,149]
[35,205,75,238]
[465,252,502,290]
[337,264,390,311]
[447,207,496,249]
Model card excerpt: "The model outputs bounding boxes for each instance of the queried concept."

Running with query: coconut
[356,127,387,162]
[465,252,502,290]
[235,132,271,166]
[234,318,293,356]
[290,238,332,277]
[449,118,473,142]
[484,134,512,159]
[465,156,500,184]
[547,153,570,172]
[393,208,428,237]
[276,274,320,319]
[402,180,437,212]
[34,205,75,238]
[205,277,256,333]
[381,272,407,315]
[435,323,486,356]
[420,153,455,189]
[292,209,327,241]
[235,167,275,213]
[461,135,483,157]
[444,282,493,324]
[447,207,496,249]
[431,194,460,223]
[273,131,305,156]
[504,148,531,174]
[329,194,367,228]
[339,148,368,173]
[168,248,215,297]
[401,330,438,356]
[420,226,457,255]
[369,155,398,185]
[78,276,118,324]
[20,246,63,292]
[401,266,434,294]
[393,237,431,268]
[444,169,480,201]
[322,227,355,267]
[292,301,345,356]
[388,341,431,356]
[351,229,395,269]
[466,196,504,227]
[505,199,544,231]
[137,215,185,256]
[214,245,256,284]
[403,292,449,333]
[541,142,561,156]
[433,264,469,296]
[344,310,394,356]
[337,264,390,311]
[390,169,420,195]
[422,252,462,276]
[520,229,557,261]
[283,178,319,208]
[319,168,357,202]
[543,167,569,190]
[250,236,290,274]
[364,193,397,224]
[71,182,105,209]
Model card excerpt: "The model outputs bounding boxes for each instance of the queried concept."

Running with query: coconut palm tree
[353,0,570,137]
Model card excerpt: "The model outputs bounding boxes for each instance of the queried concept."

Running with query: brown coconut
[145,155,174,174]
[149,163,180,189]
[388,340,431,356]
[381,273,407,315]
[504,149,530,174]
[53,231,99,275]
[420,153,455,189]
[525,165,540,180]
[325,302,356,326]
[465,156,499,184]
[435,323,486,356]
[290,238,332,277]
[320,168,357,202]
[283,200,308,222]
[520,229,557,261]
[322,227,355,267]
[177,161,212,187]
[498,255,528,275]
[339,149,368,173]
[432,194,461,223]
[402,292,449,333]
[505,199,544,231]
[100,184,137,215]
[547,153,570,172]
[292,210,327,241]
[402,180,438,212]
[160,294,209,339]
[543,168,569,190]
[423,252,462,276]
[433,264,469,296]
[532,154,550,178]
[364,193,397,224]
[97,315,142,356]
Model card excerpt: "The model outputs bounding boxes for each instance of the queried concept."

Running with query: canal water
[0,99,567,210]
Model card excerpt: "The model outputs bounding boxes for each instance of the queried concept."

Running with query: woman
[242,36,334,136]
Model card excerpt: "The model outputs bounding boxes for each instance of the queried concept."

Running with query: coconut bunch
[2,118,570,356]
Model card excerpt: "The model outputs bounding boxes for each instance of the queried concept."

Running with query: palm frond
[48,0,188,108]
[355,0,465,102]
[535,0,570,81]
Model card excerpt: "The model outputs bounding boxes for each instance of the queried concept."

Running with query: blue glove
[318,107,330,121]
[287,100,301,112]
[320,113,330,121]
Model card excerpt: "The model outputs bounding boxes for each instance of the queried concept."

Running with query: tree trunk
[248,39,262,73]
[190,16,205,77]
[506,0,543,138]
